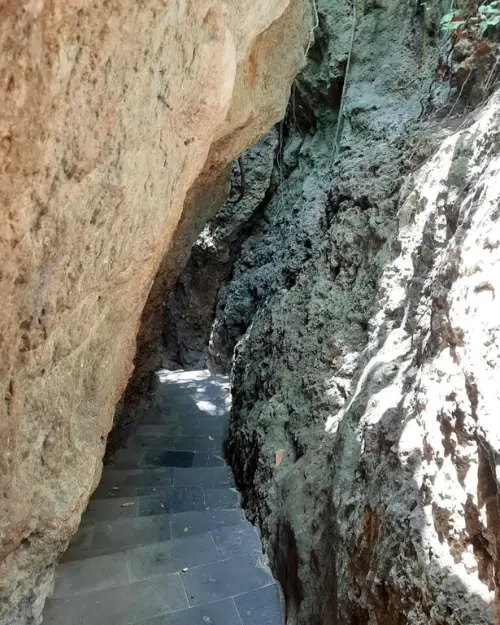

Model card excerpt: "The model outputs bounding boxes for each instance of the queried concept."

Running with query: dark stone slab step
[64,508,245,562]
[181,554,274,607]
[98,467,175,490]
[126,532,219,583]
[170,509,245,538]
[63,514,171,561]
[43,572,187,625]
[134,598,241,625]
[107,450,226,470]
[86,486,239,522]
[174,466,233,488]
[211,523,262,559]
[234,584,284,625]
[51,552,130,598]
[136,414,229,439]
[124,434,226,454]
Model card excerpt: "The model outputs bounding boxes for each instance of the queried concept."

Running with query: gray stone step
[174,466,233,487]
[46,553,275,624]
[134,598,242,625]
[109,444,225,469]
[124,433,226,453]
[211,523,262,559]
[85,486,239,522]
[181,553,273,607]
[54,522,263,600]
[64,507,246,561]
[44,371,283,625]
[91,463,227,501]
[234,584,284,625]
[64,514,172,561]
[43,571,188,625]
[97,467,175,490]
[170,508,245,538]
[137,413,229,438]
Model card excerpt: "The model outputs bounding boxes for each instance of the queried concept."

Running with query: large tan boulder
[0,0,310,621]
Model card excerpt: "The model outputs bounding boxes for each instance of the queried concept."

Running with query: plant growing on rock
[437,0,500,109]
[440,1,500,34]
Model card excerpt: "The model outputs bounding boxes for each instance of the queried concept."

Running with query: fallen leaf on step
[184,527,189,533]
[121,502,136,507]
[275,449,284,466]
[208,435,214,441]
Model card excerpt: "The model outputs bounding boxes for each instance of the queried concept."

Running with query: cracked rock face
[0,1,310,622]
[229,79,500,625]
[197,0,499,623]
[162,130,279,372]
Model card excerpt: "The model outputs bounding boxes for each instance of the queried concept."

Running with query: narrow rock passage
[43,371,282,625]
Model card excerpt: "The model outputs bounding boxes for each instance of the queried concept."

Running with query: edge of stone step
[63,506,247,562]
[53,522,263,599]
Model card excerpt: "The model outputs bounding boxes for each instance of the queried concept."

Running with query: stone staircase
[43,371,283,625]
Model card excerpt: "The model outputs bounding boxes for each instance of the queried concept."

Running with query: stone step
[44,371,283,625]
[97,467,175,491]
[109,439,226,467]
[180,553,273,607]
[170,508,245,539]
[96,465,232,491]
[173,466,233,488]
[233,584,284,625]
[134,598,242,625]
[137,411,228,434]
[64,507,246,562]
[43,570,188,625]
[129,428,227,448]
[53,523,262,599]
[85,486,240,523]
[136,585,283,625]
[44,553,275,625]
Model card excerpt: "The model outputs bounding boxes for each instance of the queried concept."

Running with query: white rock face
[0,1,310,622]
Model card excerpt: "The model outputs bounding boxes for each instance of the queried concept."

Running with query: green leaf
[440,10,465,31]
[480,13,500,31]
[440,11,455,24]
[441,19,465,31]
[479,4,500,15]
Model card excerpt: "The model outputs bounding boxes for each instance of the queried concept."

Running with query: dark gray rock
[163,132,279,372]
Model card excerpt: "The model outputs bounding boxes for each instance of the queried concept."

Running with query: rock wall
[0,1,311,622]
[163,130,279,371]
[161,0,500,622]
[221,2,500,623]
[230,91,500,624]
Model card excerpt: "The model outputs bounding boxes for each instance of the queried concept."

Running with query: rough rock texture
[0,0,310,621]
[205,0,451,377]
[163,130,278,371]
[231,89,500,625]
[216,1,499,624]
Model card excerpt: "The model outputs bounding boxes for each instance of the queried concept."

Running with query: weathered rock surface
[163,130,278,372]
[0,1,310,621]
[229,71,500,625]
[213,1,499,623]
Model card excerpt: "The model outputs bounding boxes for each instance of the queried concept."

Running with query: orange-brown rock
[0,0,310,621]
